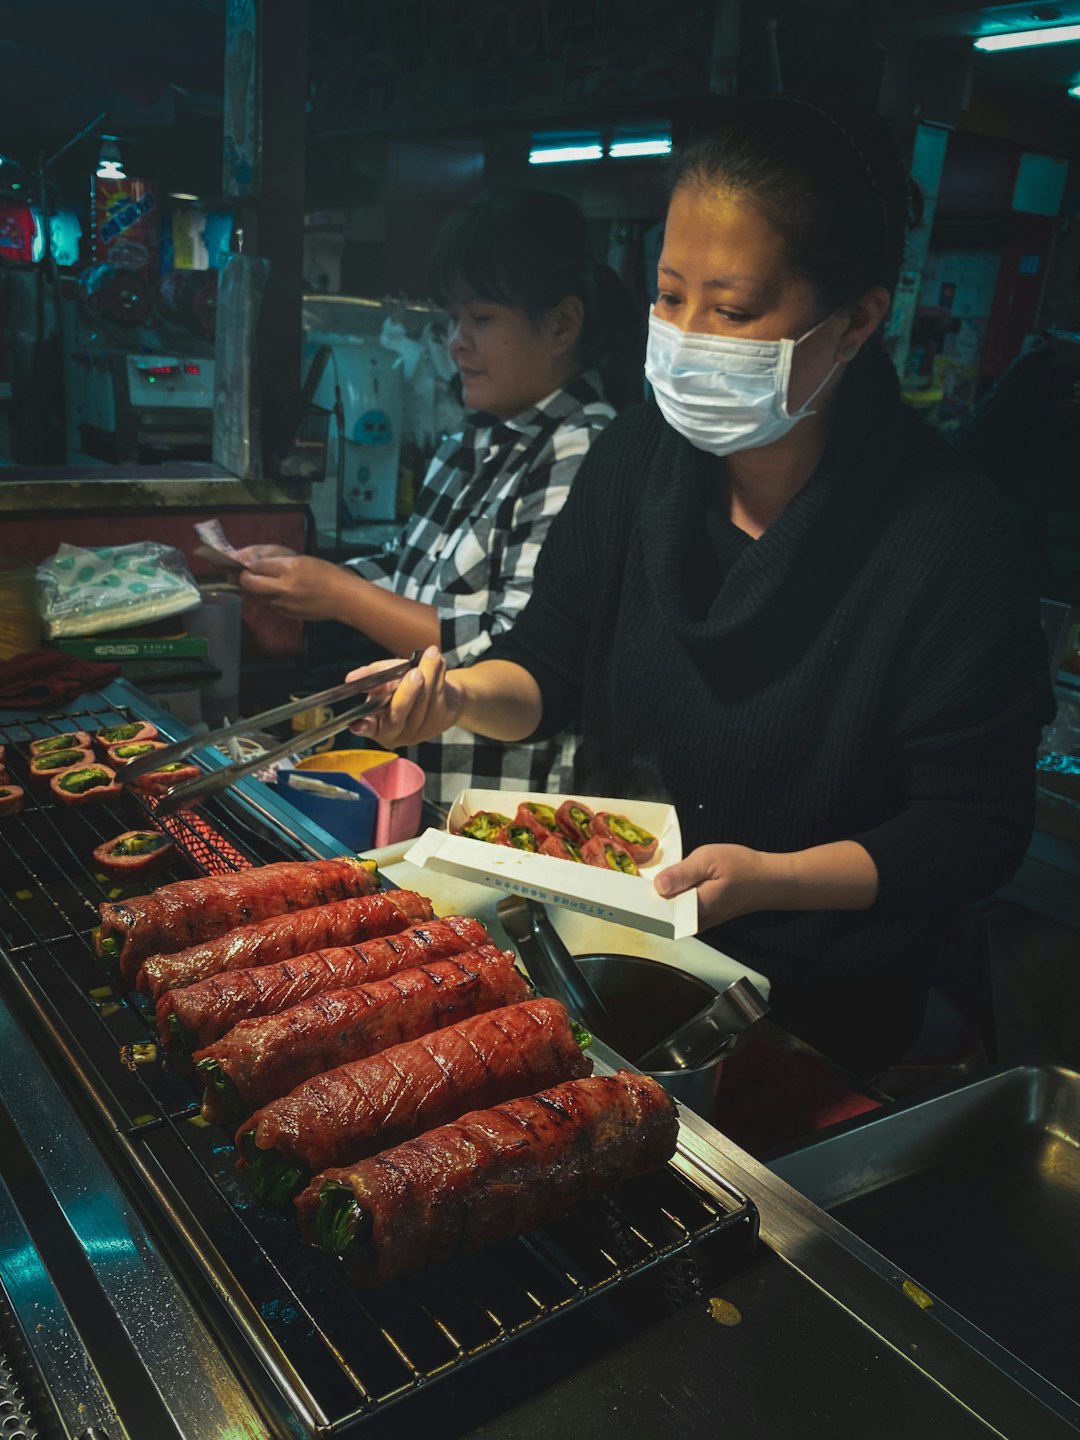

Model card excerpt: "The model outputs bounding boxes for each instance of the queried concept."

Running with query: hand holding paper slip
[193,519,248,570]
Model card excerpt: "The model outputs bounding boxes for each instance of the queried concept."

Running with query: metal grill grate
[0,693,758,1436]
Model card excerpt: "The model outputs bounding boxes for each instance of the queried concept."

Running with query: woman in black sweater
[349,99,1054,1073]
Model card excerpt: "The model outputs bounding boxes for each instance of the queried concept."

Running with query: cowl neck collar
[641,347,902,651]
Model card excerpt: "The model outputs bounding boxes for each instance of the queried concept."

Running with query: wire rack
[0,693,759,1436]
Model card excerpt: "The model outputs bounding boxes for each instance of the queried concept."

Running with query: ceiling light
[1070,83,1080,96]
[96,138,126,180]
[974,23,1080,51]
[528,143,603,165]
[609,137,672,159]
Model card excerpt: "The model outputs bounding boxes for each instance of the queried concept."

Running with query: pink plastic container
[359,756,426,847]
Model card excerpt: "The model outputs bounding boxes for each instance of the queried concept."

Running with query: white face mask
[644,311,840,457]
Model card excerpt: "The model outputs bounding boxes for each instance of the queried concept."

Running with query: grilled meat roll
[195,946,529,1124]
[237,997,592,1204]
[138,887,432,1000]
[158,912,486,1058]
[579,834,639,875]
[555,799,595,845]
[295,1070,678,1285]
[50,764,122,806]
[96,857,377,983]
[590,812,658,865]
[29,731,92,755]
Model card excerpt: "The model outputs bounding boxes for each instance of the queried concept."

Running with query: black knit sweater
[489,349,1054,1072]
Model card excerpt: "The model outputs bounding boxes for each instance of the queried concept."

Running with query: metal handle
[497,896,636,1058]
[147,689,397,816]
[637,976,770,1072]
[120,650,421,783]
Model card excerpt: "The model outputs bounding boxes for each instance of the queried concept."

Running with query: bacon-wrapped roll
[555,799,595,845]
[105,739,168,769]
[195,947,529,1124]
[29,731,92,756]
[29,747,96,781]
[129,760,202,797]
[236,997,592,1205]
[512,801,558,842]
[138,887,431,1000]
[96,720,160,750]
[590,812,658,865]
[538,832,582,862]
[50,764,122,807]
[158,912,486,1059]
[295,1071,678,1285]
[580,834,640,875]
[492,823,538,851]
[0,785,24,817]
[95,856,377,983]
[458,810,510,842]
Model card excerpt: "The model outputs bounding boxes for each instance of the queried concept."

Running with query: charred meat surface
[295,1071,679,1284]
[139,888,433,1001]
[195,946,529,1123]
[237,996,592,1185]
[96,857,377,983]
[158,910,484,1057]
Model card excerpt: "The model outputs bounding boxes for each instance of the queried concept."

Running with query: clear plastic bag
[37,541,202,638]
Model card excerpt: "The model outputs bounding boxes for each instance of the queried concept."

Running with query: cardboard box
[405,789,698,940]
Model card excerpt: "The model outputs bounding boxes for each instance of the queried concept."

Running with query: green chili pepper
[607,814,657,849]
[604,843,639,875]
[571,1019,594,1049]
[33,733,86,753]
[98,722,143,744]
[113,831,164,856]
[567,804,592,835]
[58,766,112,795]
[312,1179,372,1256]
[522,801,557,829]
[32,749,86,771]
[461,810,511,842]
[111,742,158,760]
[195,1057,243,1123]
[238,1130,308,1208]
[165,1012,195,1068]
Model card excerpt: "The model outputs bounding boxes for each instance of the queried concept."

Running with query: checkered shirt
[347,371,613,808]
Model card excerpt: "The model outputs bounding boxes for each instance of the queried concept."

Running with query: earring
[839,344,857,360]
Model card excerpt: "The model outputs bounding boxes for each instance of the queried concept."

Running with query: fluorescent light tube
[528,143,603,165]
[974,24,1080,51]
[609,138,672,159]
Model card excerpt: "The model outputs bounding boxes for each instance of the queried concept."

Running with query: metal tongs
[120,651,421,816]
[636,976,770,1072]
[497,896,636,1058]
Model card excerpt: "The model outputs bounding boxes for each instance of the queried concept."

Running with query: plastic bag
[37,541,202,638]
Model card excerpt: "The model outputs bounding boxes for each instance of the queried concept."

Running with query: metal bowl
[574,953,722,1117]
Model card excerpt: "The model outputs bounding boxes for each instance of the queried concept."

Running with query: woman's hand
[348,647,467,747]
[656,844,777,929]
[232,543,298,564]
[238,554,359,621]
[656,839,878,931]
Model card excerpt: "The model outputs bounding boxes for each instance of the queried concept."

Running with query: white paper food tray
[404,789,698,940]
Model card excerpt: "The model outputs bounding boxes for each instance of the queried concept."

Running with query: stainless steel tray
[769,1064,1080,1410]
